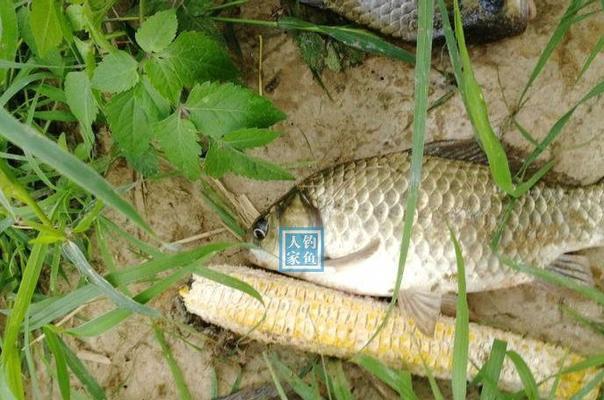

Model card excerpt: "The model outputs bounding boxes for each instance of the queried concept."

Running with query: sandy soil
[50,0,604,398]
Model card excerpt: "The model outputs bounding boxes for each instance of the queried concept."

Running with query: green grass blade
[263,352,290,400]
[560,355,604,374]
[56,336,106,400]
[329,361,353,400]
[23,315,42,400]
[451,0,515,195]
[0,369,17,400]
[521,79,604,172]
[1,241,47,400]
[506,351,539,400]
[0,108,151,233]
[268,353,323,400]
[353,355,415,399]
[422,362,444,400]
[28,242,236,330]
[576,35,604,82]
[366,0,434,348]
[192,264,264,305]
[42,326,71,400]
[153,325,193,400]
[501,255,604,306]
[518,0,592,104]
[449,228,469,400]
[435,0,461,86]
[61,240,159,318]
[569,370,604,400]
[477,339,507,400]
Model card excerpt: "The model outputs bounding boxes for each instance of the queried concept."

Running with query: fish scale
[315,0,531,42]
[282,152,604,295]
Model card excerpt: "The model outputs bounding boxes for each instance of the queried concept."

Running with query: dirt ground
[53,0,604,398]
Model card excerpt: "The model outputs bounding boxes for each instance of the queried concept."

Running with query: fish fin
[324,239,381,271]
[423,139,581,186]
[298,0,327,8]
[423,139,490,165]
[546,253,594,287]
[397,290,442,336]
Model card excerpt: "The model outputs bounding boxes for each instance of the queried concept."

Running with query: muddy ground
[48,0,604,398]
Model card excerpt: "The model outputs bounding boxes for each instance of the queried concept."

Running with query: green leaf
[105,82,162,173]
[136,9,178,53]
[506,351,539,400]
[186,81,285,138]
[42,326,71,400]
[62,240,159,317]
[223,128,281,149]
[153,112,201,180]
[449,228,469,400]
[192,264,264,305]
[267,353,322,400]
[30,0,63,56]
[144,56,182,104]
[576,35,604,82]
[1,242,47,399]
[204,140,293,180]
[353,355,415,399]
[64,71,98,150]
[56,335,106,400]
[153,325,193,400]
[0,0,18,85]
[328,361,353,400]
[159,31,238,86]
[478,339,507,400]
[501,255,604,306]
[274,16,414,64]
[91,50,139,94]
[64,71,98,127]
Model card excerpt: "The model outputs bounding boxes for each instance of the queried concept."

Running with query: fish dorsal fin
[398,289,442,336]
[423,139,490,165]
[324,239,381,271]
[423,139,582,186]
[546,253,594,287]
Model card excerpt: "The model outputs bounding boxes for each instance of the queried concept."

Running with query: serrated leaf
[64,71,98,150]
[223,128,281,149]
[136,9,177,53]
[144,56,182,104]
[186,82,286,138]
[91,50,139,94]
[204,140,293,180]
[161,31,238,86]
[0,0,18,85]
[105,82,162,172]
[30,0,63,56]
[153,112,201,180]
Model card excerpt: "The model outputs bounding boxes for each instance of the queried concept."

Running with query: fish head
[456,0,533,42]
[247,189,321,271]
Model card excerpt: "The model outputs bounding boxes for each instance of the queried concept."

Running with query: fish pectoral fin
[324,239,381,272]
[546,253,594,287]
[397,290,442,336]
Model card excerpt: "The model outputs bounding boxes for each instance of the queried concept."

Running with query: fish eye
[252,217,269,240]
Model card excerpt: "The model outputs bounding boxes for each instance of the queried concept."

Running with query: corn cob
[180,265,600,399]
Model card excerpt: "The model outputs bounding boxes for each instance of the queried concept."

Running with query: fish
[299,0,536,42]
[247,140,600,335]
[180,265,601,399]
